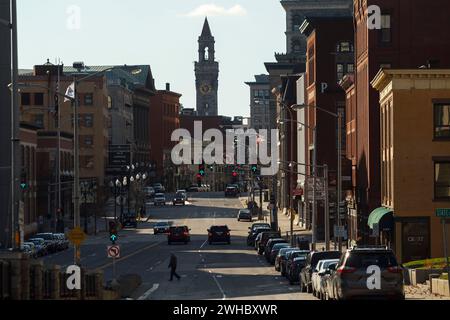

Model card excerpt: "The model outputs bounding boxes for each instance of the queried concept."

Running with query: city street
[41,192,317,300]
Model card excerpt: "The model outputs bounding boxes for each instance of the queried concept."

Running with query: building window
[21,93,31,106]
[84,114,94,127]
[34,114,44,128]
[84,136,94,147]
[380,14,392,43]
[34,93,44,106]
[435,162,450,200]
[347,64,354,74]
[337,41,353,53]
[434,103,450,139]
[308,46,315,86]
[108,96,112,109]
[337,64,345,81]
[84,93,93,106]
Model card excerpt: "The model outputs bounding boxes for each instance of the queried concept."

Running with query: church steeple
[200,17,212,38]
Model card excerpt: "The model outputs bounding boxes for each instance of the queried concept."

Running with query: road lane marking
[138,283,159,300]
[213,275,226,300]
[200,240,208,250]
[97,241,162,270]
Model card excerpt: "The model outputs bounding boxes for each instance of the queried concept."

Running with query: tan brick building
[372,69,450,263]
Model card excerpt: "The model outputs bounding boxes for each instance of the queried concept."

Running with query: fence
[0,252,118,300]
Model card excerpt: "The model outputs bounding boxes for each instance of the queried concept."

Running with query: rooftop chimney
[166,83,170,91]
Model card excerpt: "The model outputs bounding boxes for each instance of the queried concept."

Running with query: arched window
[204,47,209,61]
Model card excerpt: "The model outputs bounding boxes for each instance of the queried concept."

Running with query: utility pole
[337,110,343,252]
[324,165,330,250]
[311,126,317,251]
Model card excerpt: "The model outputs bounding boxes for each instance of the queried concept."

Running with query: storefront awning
[368,207,393,229]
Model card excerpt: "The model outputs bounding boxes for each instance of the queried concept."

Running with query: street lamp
[292,104,344,252]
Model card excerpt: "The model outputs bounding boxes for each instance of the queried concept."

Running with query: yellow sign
[68,227,87,246]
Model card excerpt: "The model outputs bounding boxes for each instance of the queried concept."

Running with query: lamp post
[292,104,344,252]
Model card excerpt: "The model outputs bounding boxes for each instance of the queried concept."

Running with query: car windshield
[240,210,251,215]
[279,248,296,257]
[345,252,398,268]
[311,252,342,268]
[30,238,44,244]
[291,251,309,259]
[272,243,290,250]
[155,193,165,197]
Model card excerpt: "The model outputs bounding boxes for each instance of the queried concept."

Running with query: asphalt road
[41,192,317,300]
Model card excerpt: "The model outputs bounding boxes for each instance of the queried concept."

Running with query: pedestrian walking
[168,253,181,281]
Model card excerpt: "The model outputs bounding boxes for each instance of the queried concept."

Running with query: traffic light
[20,169,28,191]
[109,221,118,244]
[199,163,206,177]
[251,164,258,174]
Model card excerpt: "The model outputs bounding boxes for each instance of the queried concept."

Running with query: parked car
[54,233,69,250]
[287,256,308,285]
[238,209,252,222]
[269,243,291,265]
[23,242,37,258]
[225,186,239,197]
[264,238,288,263]
[300,251,343,293]
[247,226,272,247]
[311,259,340,299]
[28,238,48,257]
[319,261,339,300]
[248,223,271,234]
[275,247,297,272]
[257,231,281,255]
[20,243,35,258]
[326,246,405,300]
[34,233,59,253]
[154,193,166,206]
[154,221,170,234]
[144,187,155,199]
[168,226,191,245]
[173,192,186,206]
[285,250,310,278]
[208,225,231,245]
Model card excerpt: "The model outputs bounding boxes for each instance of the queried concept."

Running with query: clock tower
[195,18,219,116]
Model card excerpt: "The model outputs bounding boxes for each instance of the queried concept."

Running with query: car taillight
[388,266,403,273]
[184,232,189,236]
[337,266,357,274]
[208,233,212,237]
[226,232,230,236]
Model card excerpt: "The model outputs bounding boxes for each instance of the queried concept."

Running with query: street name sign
[68,227,86,246]
[436,209,450,218]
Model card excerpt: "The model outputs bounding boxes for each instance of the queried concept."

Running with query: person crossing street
[168,253,181,281]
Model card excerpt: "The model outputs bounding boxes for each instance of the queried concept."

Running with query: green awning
[368,207,393,229]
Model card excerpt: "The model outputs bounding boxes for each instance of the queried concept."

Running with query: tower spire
[200,17,212,38]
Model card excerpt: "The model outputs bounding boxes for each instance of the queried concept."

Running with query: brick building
[300,16,354,240]
[352,0,450,243]
[149,83,182,191]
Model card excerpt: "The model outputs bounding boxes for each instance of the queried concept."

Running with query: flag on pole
[64,82,75,102]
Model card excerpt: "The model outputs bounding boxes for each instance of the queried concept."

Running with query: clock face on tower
[200,83,212,95]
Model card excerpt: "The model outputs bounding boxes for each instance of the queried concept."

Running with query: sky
[17,0,286,118]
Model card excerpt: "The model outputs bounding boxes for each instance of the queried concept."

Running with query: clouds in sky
[184,4,247,17]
